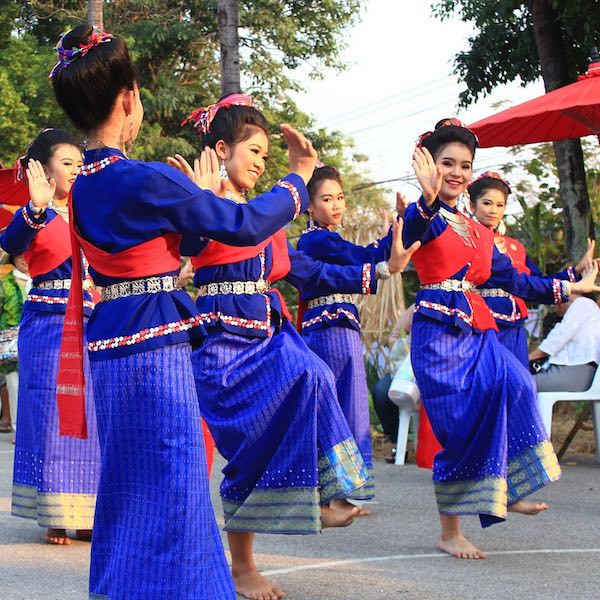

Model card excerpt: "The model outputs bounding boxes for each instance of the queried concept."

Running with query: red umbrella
[0,167,28,206]
[469,51,600,147]
[0,205,19,230]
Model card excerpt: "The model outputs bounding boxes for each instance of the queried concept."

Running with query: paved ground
[1,432,599,600]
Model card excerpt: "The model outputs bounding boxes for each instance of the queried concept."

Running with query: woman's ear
[215,140,230,162]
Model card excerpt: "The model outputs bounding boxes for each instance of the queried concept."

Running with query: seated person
[529,292,600,392]
[372,305,415,462]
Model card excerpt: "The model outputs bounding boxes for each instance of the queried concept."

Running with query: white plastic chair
[388,357,420,466]
[537,367,600,462]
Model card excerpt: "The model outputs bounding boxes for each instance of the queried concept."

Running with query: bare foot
[75,529,92,541]
[508,499,549,515]
[232,566,284,600]
[331,498,371,516]
[321,504,360,528]
[46,528,72,545]
[438,533,486,559]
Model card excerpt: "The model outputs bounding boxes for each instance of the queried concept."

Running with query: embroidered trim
[27,293,94,310]
[80,155,124,176]
[416,200,434,221]
[302,307,360,329]
[21,206,46,230]
[87,315,203,352]
[415,300,474,327]
[552,279,565,304]
[567,266,577,283]
[198,309,272,334]
[361,263,372,294]
[489,296,522,323]
[276,180,302,220]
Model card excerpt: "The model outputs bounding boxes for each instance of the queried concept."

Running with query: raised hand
[412,147,442,207]
[26,160,55,211]
[570,261,600,294]
[379,208,390,238]
[167,148,227,196]
[386,217,421,274]
[395,191,409,218]
[281,123,318,185]
[575,238,595,274]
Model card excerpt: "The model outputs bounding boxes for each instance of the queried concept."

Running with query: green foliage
[502,141,600,271]
[432,0,600,107]
[0,1,384,210]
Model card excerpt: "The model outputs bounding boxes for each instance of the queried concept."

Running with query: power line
[318,78,457,129]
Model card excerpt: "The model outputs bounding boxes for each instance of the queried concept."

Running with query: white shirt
[539,297,600,366]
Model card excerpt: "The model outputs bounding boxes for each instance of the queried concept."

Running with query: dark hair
[307,166,344,201]
[19,129,80,173]
[52,24,137,133]
[468,177,510,205]
[201,101,269,150]
[420,119,478,160]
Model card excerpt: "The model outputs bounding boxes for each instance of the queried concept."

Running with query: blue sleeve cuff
[279,173,309,217]
[415,195,438,220]
[23,203,48,229]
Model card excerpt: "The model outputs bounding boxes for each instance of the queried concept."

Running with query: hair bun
[61,23,94,51]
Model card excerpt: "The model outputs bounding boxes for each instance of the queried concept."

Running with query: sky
[293,0,547,208]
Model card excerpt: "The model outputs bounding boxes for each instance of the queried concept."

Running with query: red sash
[24,216,72,278]
[56,191,182,438]
[192,229,293,321]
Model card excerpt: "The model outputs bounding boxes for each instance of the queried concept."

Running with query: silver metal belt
[421,279,478,293]
[307,293,355,309]
[36,279,71,290]
[101,275,181,302]
[478,288,511,298]
[196,279,271,296]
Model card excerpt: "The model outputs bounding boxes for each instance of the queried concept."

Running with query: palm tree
[218,0,241,96]
[87,0,103,30]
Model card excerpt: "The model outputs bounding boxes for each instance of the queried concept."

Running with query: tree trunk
[218,0,241,96]
[530,0,593,260]
[87,0,104,30]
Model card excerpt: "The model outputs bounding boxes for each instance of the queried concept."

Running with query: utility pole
[218,0,241,96]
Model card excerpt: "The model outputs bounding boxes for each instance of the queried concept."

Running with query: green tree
[433,0,599,261]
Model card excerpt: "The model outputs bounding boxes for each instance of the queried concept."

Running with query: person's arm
[286,243,377,295]
[490,248,600,304]
[0,205,47,255]
[146,167,308,247]
[298,228,392,265]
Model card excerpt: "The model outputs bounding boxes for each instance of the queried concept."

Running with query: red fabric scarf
[56,192,182,438]
[191,229,293,320]
[24,216,72,278]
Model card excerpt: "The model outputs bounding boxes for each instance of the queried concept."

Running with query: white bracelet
[376,261,391,280]
[28,200,44,216]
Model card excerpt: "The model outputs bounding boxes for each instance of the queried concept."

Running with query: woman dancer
[297,165,395,513]
[468,170,593,366]
[0,129,100,545]
[404,118,600,559]
[175,96,418,600]
[50,24,317,600]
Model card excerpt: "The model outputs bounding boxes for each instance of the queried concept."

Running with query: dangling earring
[126,120,135,156]
[219,162,228,180]
[497,219,507,236]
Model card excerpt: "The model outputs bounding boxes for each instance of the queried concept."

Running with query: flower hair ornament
[468,171,512,195]
[49,28,115,78]
[182,94,254,135]
[416,117,480,148]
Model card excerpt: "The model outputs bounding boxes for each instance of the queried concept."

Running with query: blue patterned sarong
[496,326,529,368]
[303,326,374,500]
[12,311,100,529]
[89,343,234,600]
[411,315,560,528]
[192,321,369,534]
